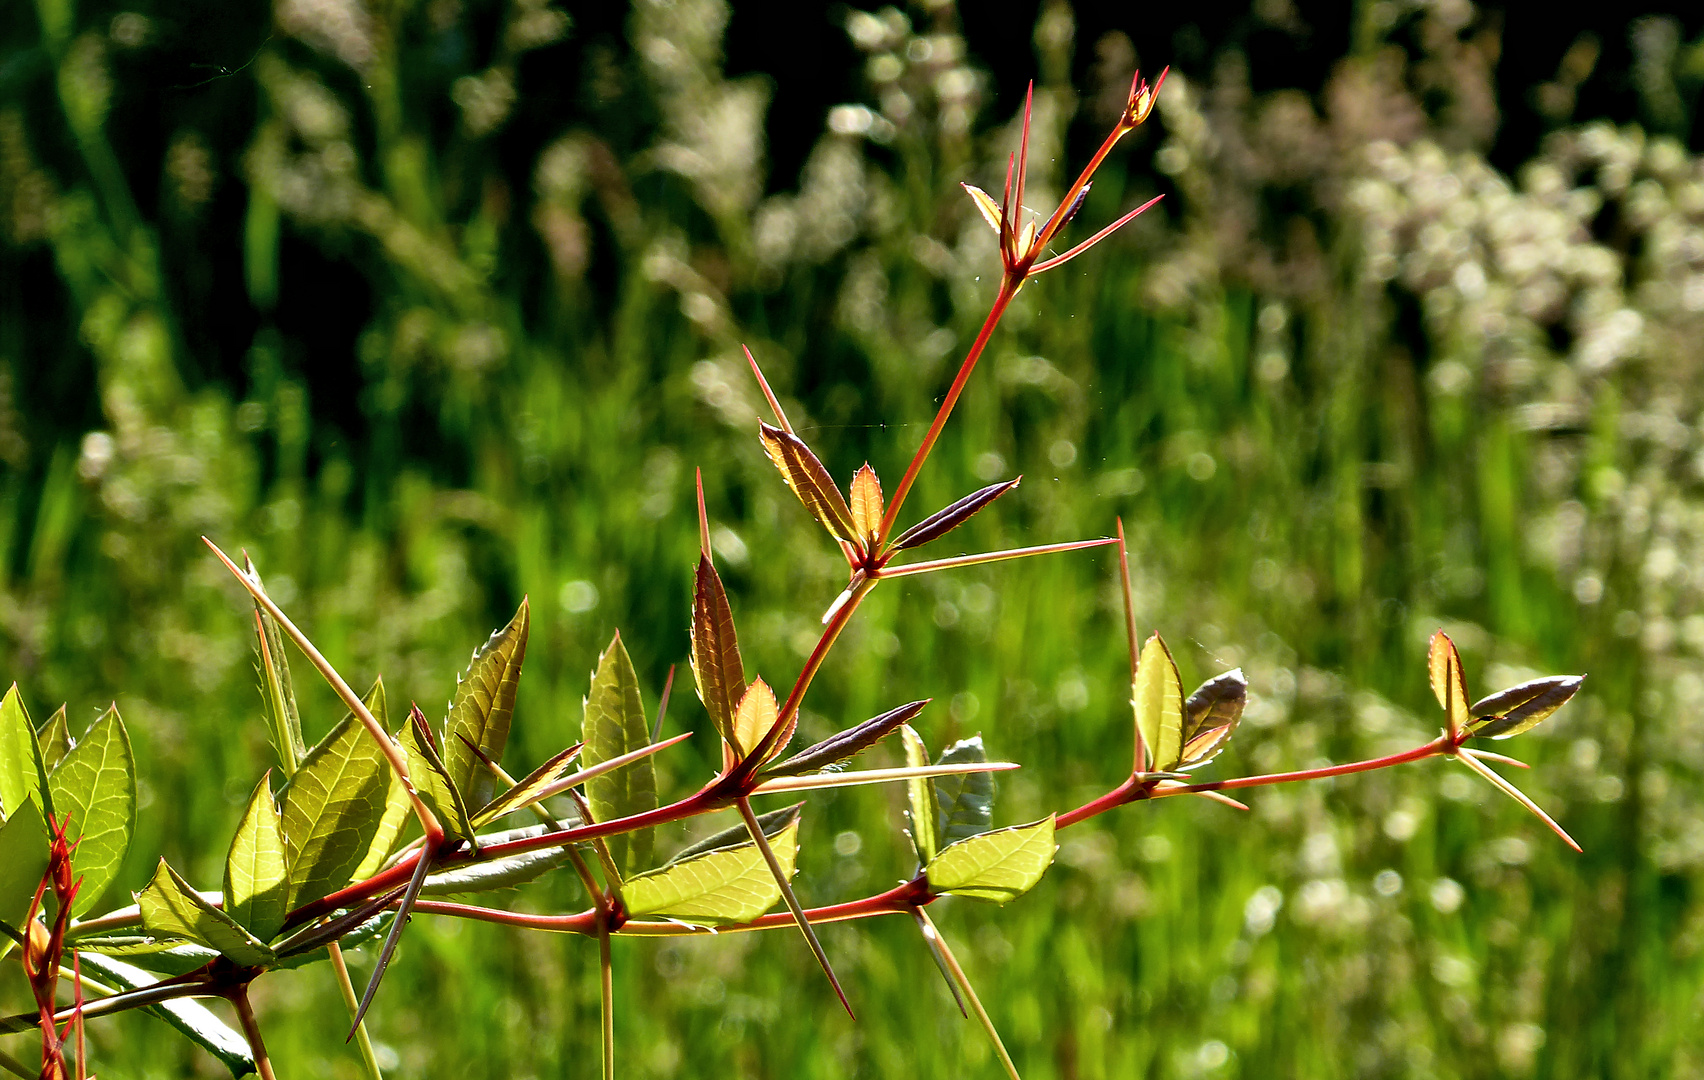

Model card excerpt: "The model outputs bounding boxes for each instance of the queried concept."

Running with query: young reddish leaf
[758,422,859,545]
[442,598,529,810]
[1428,631,1470,740]
[889,478,1020,552]
[761,699,927,776]
[1178,669,1247,770]
[962,183,1004,235]
[732,678,783,763]
[849,465,884,548]
[1133,634,1184,772]
[1470,675,1585,740]
[691,553,746,749]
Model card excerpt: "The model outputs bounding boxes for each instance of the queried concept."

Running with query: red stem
[878,276,1019,543]
[411,876,934,938]
[1056,737,1452,828]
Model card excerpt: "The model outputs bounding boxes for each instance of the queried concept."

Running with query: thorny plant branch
[13,68,1589,1078]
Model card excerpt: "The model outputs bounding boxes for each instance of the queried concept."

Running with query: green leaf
[138,859,275,967]
[667,802,801,864]
[1428,630,1470,740]
[690,553,745,748]
[47,705,135,917]
[0,684,42,822]
[351,678,408,880]
[471,742,582,829]
[400,705,475,845]
[249,560,306,772]
[1178,669,1247,770]
[925,815,1057,903]
[77,950,256,1078]
[932,736,994,847]
[623,817,800,924]
[581,632,657,877]
[1471,675,1585,739]
[442,599,529,809]
[223,773,289,941]
[36,705,72,774]
[0,796,48,943]
[419,825,579,896]
[279,710,389,912]
[901,724,938,865]
[1133,633,1183,772]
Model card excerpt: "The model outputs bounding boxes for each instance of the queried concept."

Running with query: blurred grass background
[6,0,1704,1075]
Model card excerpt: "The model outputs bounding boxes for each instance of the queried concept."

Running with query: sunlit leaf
[732,678,782,762]
[691,553,746,747]
[77,951,256,1078]
[762,700,927,776]
[351,678,408,880]
[924,815,1057,903]
[582,632,657,877]
[280,709,390,912]
[419,825,578,895]
[961,183,1004,234]
[1178,669,1246,770]
[933,736,993,848]
[0,796,47,941]
[36,705,72,773]
[902,724,938,865]
[623,818,800,924]
[1133,634,1183,772]
[47,704,134,917]
[668,802,801,864]
[890,479,1020,552]
[1428,630,1470,740]
[472,742,582,828]
[1471,675,1585,740]
[849,464,884,548]
[758,422,859,544]
[443,599,530,809]
[0,684,42,822]
[400,705,475,845]
[249,559,306,771]
[138,859,275,967]
[223,773,289,941]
